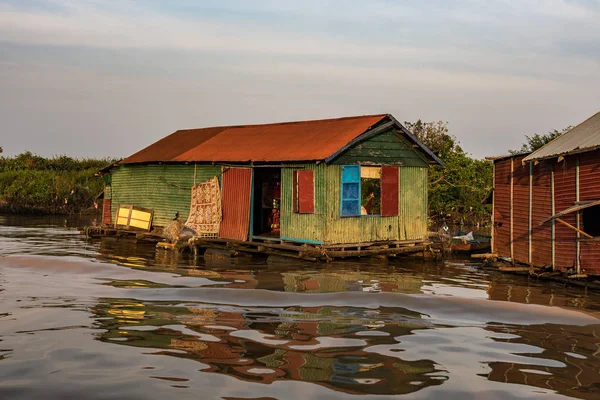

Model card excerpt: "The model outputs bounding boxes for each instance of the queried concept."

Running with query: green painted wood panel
[280,163,327,242]
[110,164,221,227]
[400,167,428,240]
[281,163,428,244]
[333,130,429,167]
[322,164,400,244]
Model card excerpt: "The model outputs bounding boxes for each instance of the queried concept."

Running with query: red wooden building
[489,111,600,276]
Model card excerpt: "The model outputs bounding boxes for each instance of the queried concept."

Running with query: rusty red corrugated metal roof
[172,114,387,162]
[122,126,227,164]
[114,114,443,166]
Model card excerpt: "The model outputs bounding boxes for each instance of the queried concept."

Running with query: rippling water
[0,215,599,399]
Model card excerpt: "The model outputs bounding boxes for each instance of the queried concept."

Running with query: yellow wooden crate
[114,204,154,231]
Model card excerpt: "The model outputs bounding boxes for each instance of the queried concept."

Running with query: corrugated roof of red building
[111,114,442,168]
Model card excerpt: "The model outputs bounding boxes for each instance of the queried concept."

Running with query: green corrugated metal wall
[281,164,429,244]
[400,167,428,240]
[110,164,221,227]
[279,128,430,244]
[280,163,327,242]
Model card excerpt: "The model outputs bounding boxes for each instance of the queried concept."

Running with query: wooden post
[555,218,593,239]
[510,158,514,259]
[529,161,533,265]
[551,166,555,269]
[576,157,581,274]
[491,161,495,254]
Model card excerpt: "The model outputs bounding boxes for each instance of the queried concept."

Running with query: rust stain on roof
[122,115,388,164]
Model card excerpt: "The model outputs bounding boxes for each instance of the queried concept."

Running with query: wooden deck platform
[190,237,434,262]
[81,225,437,261]
[81,226,164,244]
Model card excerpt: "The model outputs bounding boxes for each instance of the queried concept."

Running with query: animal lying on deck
[162,213,197,244]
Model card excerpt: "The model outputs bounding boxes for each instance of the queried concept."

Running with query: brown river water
[0,215,599,399]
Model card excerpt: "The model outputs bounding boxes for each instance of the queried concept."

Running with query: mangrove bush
[0,152,114,214]
[405,120,493,227]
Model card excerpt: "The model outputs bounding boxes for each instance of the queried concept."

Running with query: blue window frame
[341,165,361,216]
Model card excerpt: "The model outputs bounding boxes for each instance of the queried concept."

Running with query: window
[293,170,315,214]
[361,166,381,215]
[582,205,600,237]
[341,165,399,217]
[341,165,360,216]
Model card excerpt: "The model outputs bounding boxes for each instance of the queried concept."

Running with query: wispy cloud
[0,0,599,158]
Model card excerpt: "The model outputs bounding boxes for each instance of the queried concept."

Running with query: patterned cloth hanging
[185,176,222,235]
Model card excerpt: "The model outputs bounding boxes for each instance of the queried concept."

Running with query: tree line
[0,152,114,214]
[0,122,568,220]
[406,120,569,228]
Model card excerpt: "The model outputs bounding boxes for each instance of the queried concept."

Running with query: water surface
[0,215,599,399]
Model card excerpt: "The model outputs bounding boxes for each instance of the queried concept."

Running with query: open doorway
[252,167,281,238]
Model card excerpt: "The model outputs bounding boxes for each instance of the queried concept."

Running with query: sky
[1,0,599,160]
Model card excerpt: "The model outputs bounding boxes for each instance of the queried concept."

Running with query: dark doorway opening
[582,205,600,237]
[252,168,281,237]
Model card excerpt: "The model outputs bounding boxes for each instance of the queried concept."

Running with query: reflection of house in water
[95,238,260,289]
[485,323,600,400]
[487,280,598,312]
[92,299,445,396]
[281,270,424,293]
[483,281,600,398]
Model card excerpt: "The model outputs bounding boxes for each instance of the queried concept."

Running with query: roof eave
[387,115,445,167]
[523,145,600,163]
[325,116,445,167]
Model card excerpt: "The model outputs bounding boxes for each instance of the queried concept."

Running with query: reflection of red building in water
[93,300,444,396]
[485,323,600,400]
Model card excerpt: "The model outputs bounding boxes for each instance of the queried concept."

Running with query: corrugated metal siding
[102,199,111,225]
[282,164,427,244]
[219,168,252,241]
[531,161,552,266]
[512,156,530,262]
[104,185,112,200]
[553,157,577,270]
[399,167,428,241]
[493,151,600,274]
[280,163,326,242]
[319,165,427,244]
[110,164,221,227]
[333,130,429,167]
[493,159,511,257]
[579,150,600,274]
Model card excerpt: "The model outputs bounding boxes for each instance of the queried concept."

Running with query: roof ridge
[175,114,389,132]
[523,109,600,162]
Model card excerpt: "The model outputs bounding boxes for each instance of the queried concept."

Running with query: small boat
[450,231,491,253]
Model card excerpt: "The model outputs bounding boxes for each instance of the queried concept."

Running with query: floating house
[97,114,443,258]
[488,110,600,275]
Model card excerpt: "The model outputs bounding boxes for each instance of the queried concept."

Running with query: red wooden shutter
[292,170,299,213]
[297,170,315,213]
[381,166,399,217]
[102,199,112,225]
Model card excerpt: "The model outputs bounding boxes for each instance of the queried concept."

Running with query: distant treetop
[509,127,571,155]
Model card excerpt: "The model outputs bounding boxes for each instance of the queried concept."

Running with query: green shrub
[0,152,113,214]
